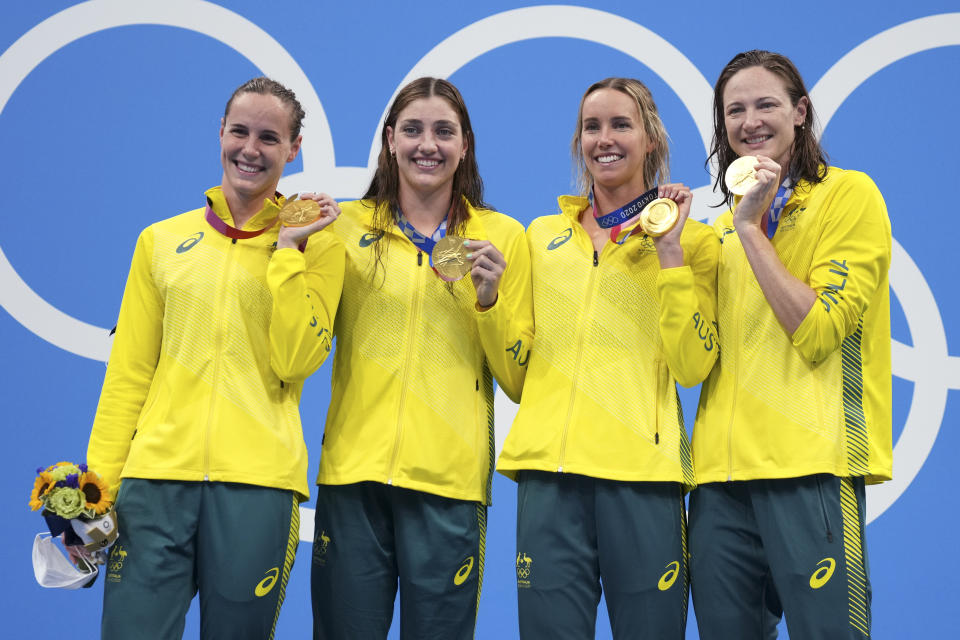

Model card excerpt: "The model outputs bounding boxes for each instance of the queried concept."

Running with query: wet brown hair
[223,76,305,142]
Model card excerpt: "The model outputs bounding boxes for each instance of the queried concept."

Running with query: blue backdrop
[3,1,957,637]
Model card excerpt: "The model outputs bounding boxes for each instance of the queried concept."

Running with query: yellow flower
[79,472,113,515]
[29,472,54,511]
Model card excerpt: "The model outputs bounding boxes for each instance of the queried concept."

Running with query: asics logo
[658,560,680,591]
[547,228,573,250]
[254,567,280,597]
[809,557,836,589]
[454,556,474,586]
[359,231,384,247]
[176,231,204,253]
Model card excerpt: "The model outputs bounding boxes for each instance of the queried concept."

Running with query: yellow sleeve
[266,230,345,382]
[657,221,720,387]
[476,221,534,403]
[87,228,164,495]
[791,172,891,363]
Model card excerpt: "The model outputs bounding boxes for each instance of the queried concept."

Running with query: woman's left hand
[651,182,692,267]
[277,192,340,250]
[465,239,506,308]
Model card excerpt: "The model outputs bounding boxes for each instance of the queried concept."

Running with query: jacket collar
[359,196,490,242]
[204,186,284,229]
[557,194,590,223]
[731,165,832,211]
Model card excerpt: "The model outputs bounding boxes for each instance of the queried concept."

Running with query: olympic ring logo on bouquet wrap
[2,2,959,537]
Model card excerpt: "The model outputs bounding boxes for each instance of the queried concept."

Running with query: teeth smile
[237,162,261,173]
[416,159,440,168]
[745,135,771,144]
[597,154,623,164]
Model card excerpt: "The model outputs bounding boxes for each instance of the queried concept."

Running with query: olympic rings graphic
[2,2,958,534]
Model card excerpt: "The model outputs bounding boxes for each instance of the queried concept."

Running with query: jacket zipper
[388,250,425,484]
[654,359,662,445]
[558,248,600,472]
[725,241,745,481]
[204,236,238,480]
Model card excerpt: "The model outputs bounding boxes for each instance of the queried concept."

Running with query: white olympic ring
[2,2,958,534]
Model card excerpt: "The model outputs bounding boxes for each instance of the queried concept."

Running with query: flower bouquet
[29,461,118,589]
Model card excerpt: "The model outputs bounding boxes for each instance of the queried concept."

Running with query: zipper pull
[417,251,423,266]
[593,250,598,267]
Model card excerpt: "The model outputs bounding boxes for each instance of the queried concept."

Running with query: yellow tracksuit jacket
[88,187,345,499]
[316,199,533,504]
[694,167,893,484]
[497,195,720,486]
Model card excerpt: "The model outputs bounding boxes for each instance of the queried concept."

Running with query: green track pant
[102,479,300,640]
[516,471,688,640]
[310,482,485,640]
[689,475,871,640]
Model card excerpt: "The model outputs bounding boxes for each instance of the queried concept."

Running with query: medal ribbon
[762,179,794,239]
[590,186,659,245]
[591,186,659,229]
[204,197,307,251]
[395,208,448,269]
[204,201,277,239]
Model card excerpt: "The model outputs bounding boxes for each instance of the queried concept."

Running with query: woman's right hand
[61,532,91,567]
[732,155,780,231]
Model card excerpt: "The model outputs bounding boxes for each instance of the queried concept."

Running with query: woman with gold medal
[689,50,892,639]
[496,77,720,639]
[309,77,533,639]
[83,77,345,639]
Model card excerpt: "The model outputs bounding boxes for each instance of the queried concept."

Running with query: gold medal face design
[725,155,760,196]
[278,199,321,227]
[639,198,679,237]
[431,235,471,281]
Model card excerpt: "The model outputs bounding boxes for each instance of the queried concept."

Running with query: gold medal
[725,155,760,196]
[639,198,679,237]
[431,235,471,281]
[278,198,321,227]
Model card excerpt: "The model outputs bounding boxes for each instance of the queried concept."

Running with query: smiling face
[385,95,467,202]
[579,88,655,197]
[219,92,301,207]
[722,65,807,169]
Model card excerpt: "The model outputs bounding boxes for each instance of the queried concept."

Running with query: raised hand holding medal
[427,234,506,308]
[276,192,340,250]
[463,239,506,308]
[649,183,693,268]
[728,155,782,231]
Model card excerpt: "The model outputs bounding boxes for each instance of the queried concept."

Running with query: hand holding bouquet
[29,461,118,589]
